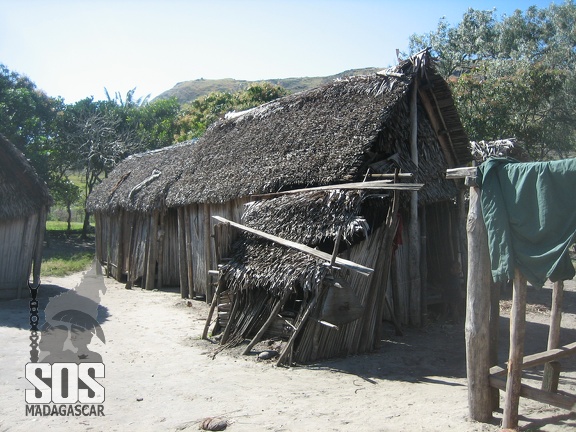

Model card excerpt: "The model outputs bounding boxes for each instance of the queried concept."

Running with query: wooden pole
[502,269,527,430]
[212,216,373,276]
[489,280,501,410]
[202,278,225,340]
[177,208,189,298]
[144,211,159,290]
[242,290,291,355]
[542,280,564,392]
[276,291,322,367]
[465,186,493,422]
[409,75,421,326]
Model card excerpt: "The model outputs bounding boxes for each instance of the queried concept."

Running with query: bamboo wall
[94,209,180,290]
[179,198,248,301]
[291,200,460,363]
[294,224,389,362]
[0,213,42,299]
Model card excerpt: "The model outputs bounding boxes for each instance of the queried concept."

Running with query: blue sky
[0,0,557,103]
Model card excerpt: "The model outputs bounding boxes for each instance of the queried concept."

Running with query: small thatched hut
[0,134,52,299]
[90,50,471,363]
[87,141,195,290]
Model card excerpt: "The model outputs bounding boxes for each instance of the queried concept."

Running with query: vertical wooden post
[177,207,189,298]
[204,203,213,303]
[117,210,125,279]
[409,77,421,326]
[489,280,501,410]
[542,280,564,392]
[502,269,527,430]
[156,211,165,289]
[465,186,493,422]
[145,211,159,290]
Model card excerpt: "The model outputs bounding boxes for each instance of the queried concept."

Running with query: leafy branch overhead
[408,2,576,160]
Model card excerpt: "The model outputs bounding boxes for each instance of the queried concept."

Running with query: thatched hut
[87,141,195,290]
[90,50,471,363]
[161,50,470,306]
[0,134,52,299]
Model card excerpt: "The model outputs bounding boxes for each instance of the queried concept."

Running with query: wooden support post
[502,269,527,430]
[409,75,421,327]
[145,211,159,290]
[543,280,564,392]
[276,291,322,367]
[243,290,291,355]
[202,278,225,340]
[489,281,501,410]
[177,208,189,298]
[465,186,493,423]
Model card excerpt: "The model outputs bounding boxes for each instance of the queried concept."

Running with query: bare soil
[1,265,575,431]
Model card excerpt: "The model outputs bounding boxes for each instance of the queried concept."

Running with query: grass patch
[41,228,95,277]
[46,220,84,231]
[42,252,95,277]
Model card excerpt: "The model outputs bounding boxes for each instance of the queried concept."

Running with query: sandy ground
[1,267,576,432]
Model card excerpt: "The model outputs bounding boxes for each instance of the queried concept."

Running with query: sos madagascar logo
[25,263,106,417]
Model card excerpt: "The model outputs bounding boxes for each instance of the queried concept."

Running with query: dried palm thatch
[0,133,52,220]
[163,49,469,207]
[216,189,394,364]
[90,49,469,212]
[470,138,528,163]
[86,141,195,213]
[222,190,369,297]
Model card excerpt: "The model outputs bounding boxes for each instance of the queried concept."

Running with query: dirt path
[1,268,575,431]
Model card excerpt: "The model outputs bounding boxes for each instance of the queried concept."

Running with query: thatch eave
[0,133,52,220]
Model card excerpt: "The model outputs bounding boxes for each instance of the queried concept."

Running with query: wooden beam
[251,179,424,199]
[490,375,576,412]
[502,269,528,430]
[490,342,576,376]
[409,75,421,326]
[212,216,374,276]
[446,167,477,179]
[418,88,456,167]
[465,186,493,423]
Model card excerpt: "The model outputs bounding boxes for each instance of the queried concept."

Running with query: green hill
[153,67,383,104]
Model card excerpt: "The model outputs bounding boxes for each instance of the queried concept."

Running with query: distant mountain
[153,67,383,104]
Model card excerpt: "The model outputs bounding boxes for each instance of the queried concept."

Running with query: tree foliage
[175,82,289,141]
[409,1,576,160]
[1,64,289,233]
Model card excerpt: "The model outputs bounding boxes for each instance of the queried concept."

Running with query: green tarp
[477,157,576,288]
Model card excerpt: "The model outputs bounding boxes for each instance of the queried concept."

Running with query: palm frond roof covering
[167,51,469,205]
[222,190,370,296]
[89,49,470,212]
[86,141,195,213]
[0,133,52,220]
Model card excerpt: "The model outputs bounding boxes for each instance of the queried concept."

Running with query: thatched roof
[0,133,52,220]
[89,49,470,213]
[168,50,469,206]
[221,189,385,296]
[86,141,195,213]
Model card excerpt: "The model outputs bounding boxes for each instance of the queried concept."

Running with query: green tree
[175,83,288,141]
[61,96,145,236]
[409,2,576,160]
[0,64,64,182]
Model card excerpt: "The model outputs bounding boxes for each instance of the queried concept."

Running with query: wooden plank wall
[0,214,39,299]
[183,198,249,301]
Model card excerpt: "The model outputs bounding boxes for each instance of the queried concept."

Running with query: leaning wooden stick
[202,278,225,340]
[243,290,291,355]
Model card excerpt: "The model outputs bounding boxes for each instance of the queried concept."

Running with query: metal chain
[28,280,40,363]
